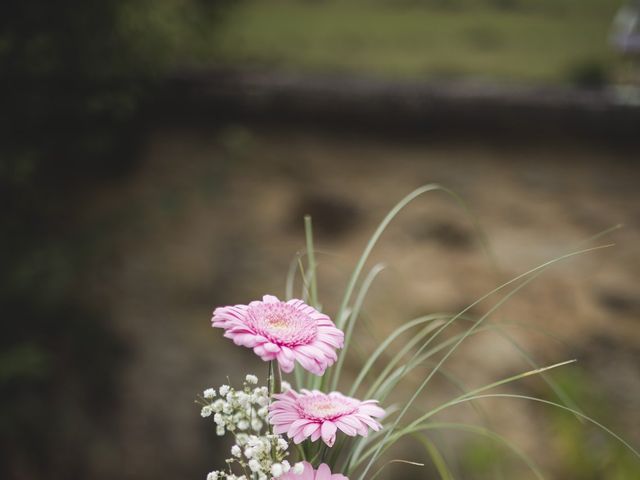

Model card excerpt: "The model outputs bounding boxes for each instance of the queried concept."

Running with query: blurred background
[1,0,639,479]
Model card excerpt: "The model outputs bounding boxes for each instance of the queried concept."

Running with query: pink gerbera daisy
[281,462,347,480]
[211,295,344,375]
[269,389,385,447]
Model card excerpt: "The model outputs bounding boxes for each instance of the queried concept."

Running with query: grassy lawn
[210,0,625,83]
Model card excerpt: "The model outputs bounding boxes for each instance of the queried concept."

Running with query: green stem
[267,361,283,466]
[304,215,318,309]
[269,361,282,396]
[295,443,307,462]
[309,443,328,464]
[274,363,282,395]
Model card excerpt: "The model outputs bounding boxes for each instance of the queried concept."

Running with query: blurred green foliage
[460,369,639,479]
[0,0,230,188]
[567,58,611,88]
[0,1,231,478]
[462,438,504,475]
[212,0,622,83]
[548,369,639,480]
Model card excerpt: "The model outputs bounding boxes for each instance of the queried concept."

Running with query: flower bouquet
[198,185,639,480]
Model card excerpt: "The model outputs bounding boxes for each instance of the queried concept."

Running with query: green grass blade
[336,184,443,330]
[415,435,454,480]
[415,424,543,480]
[352,360,574,473]
[349,313,451,397]
[370,325,496,401]
[445,394,640,460]
[365,320,454,399]
[433,423,543,480]
[347,361,582,470]
[492,326,585,421]
[369,318,577,404]
[336,183,500,332]
[303,215,319,310]
[403,360,577,432]
[356,244,613,480]
[331,263,386,391]
[370,459,425,480]
[285,251,302,300]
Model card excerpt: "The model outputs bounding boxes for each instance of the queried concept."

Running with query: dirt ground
[84,124,640,479]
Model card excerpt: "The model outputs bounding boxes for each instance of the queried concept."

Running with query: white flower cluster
[199,375,267,436]
[211,432,301,480]
[199,375,301,480]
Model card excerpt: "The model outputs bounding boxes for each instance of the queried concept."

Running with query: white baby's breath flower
[248,459,261,472]
[280,381,291,392]
[200,379,294,479]
[237,392,249,406]
[271,463,283,478]
[251,419,263,431]
[252,441,264,454]
[292,462,304,475]
[276,438,288,451]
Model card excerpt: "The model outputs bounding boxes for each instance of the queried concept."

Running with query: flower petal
[315,464,332,480]
[320,421,337,447]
